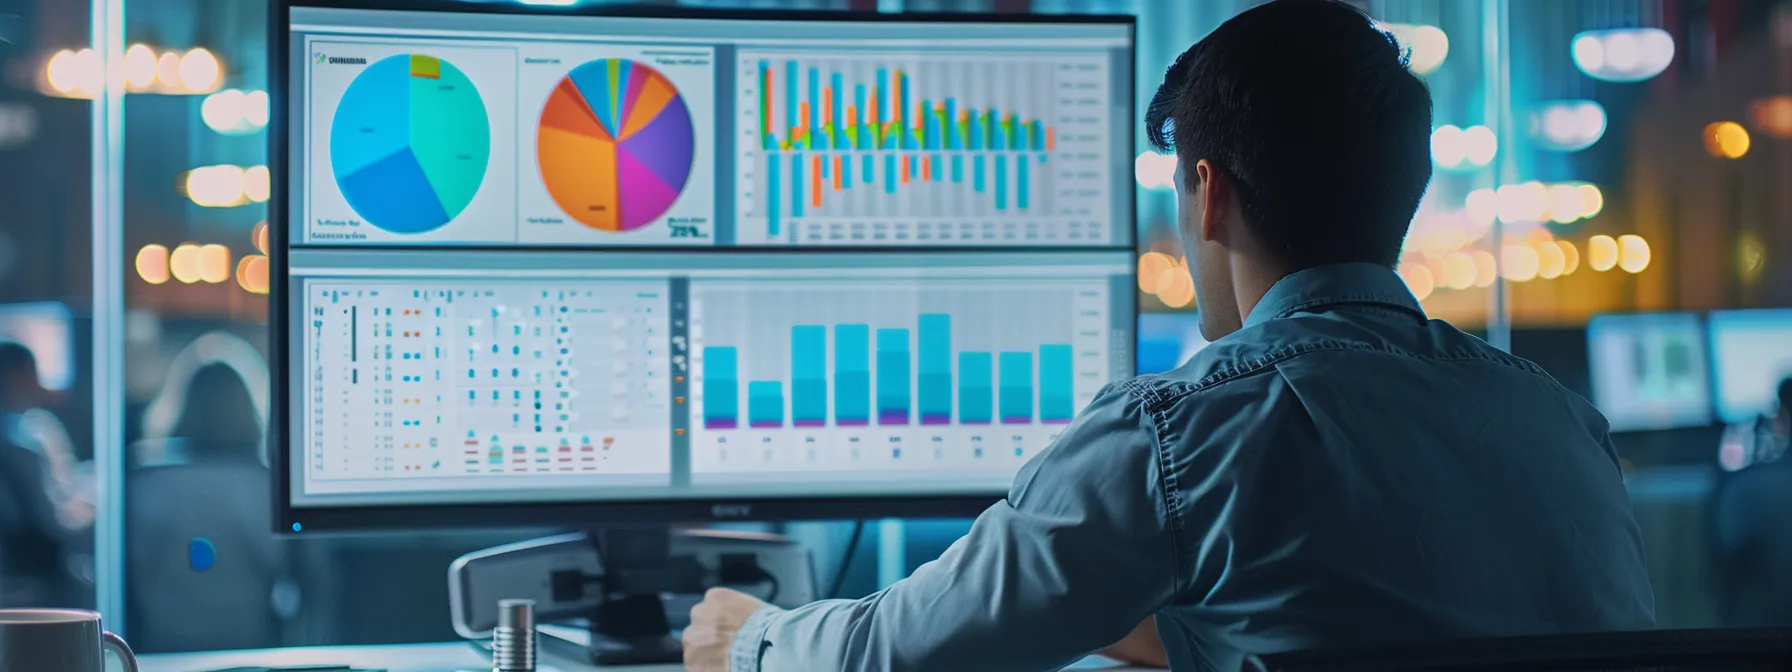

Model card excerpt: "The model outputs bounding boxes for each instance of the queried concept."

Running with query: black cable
[826,520,867,599]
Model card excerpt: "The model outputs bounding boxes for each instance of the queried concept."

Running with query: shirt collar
[1243,262,1427,328]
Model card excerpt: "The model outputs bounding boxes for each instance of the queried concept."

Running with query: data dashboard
[283,5,1135,511]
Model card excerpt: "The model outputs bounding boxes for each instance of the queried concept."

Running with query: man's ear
[1195,159,1233,246]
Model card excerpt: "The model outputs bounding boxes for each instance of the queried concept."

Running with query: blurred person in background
[127,361,300,651]
[0,341,77,606]
[1710,377,1792,627]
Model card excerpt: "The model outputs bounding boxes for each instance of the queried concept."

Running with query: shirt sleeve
[729,383,1183,672]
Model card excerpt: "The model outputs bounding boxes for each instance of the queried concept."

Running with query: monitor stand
[583,527,702,666]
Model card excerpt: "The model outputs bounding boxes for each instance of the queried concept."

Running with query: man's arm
[732,384,1183,672]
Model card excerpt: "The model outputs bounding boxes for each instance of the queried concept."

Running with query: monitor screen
[1708,308,1792,424]
[1585,312,1712,432]
[277,2,1136,529]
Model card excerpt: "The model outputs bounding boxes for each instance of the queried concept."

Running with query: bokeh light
[1577,184,1604,219]
[1617,234,1651,273]
[1546,184,1586,224]
[179,48,221,93]
[135,244,170,284]
[1496,181,1549,223]
[1430,125,1466,167]
[1704,121,1751,159]
[1398,262,1435,300]
[1441,251,1476,290]
[1461,125,1497,166]
[1572,28,1674,82]
[1588,235,1619,271]
[1465,188,1498,227]
[1557,240,1580,275]
[1750,96,1792,139]
[169,243,201,284]
[1536,240,1566,279]
[1138,252,1172,293]
[1535,100,1606,151]
[1472,250,1499,288]
[124,44,157,89]
[1382,23,1449,75]
[1500,244,1541,282]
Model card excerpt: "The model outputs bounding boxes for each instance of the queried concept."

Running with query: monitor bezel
[271,0,1138,533]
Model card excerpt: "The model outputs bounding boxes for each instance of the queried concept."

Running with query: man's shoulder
[1124,314,1565,417]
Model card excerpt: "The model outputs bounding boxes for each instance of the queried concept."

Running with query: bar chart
[687,275,1113,480]
[733,51,1114,246]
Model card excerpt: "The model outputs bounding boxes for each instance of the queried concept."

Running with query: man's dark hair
[1777,377,1792,414]
[1146,0,1433,269]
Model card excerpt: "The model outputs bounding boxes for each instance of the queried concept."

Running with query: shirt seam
[1116,380,1188,596]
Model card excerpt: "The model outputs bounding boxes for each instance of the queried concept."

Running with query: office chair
[1247,629,1792,671]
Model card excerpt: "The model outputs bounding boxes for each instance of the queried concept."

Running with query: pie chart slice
[538,58,695,232]
[330,54,490,235]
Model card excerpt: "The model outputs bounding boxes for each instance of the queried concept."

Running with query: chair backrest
[1247,629,1792,671]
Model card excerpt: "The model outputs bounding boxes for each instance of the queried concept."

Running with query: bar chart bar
[1017,155,1030,210]
[1040,344,1073,424]
[791,153,804,218]
[918,314,952,425]
[959,351,993,424]
[876,328,910,425]
[995,155,1007,210]
[792,326,827,427]
[836,324,870,426]
[748,381,784,428]
[767,155,780,237]
[704,346,739,429]
[999,351,1032,424]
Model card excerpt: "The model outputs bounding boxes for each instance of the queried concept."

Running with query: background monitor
[1708,308,1792,424]
[1586,312,1712,432]
[275,1,1137,531]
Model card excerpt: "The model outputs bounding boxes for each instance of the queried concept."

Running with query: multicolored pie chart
[538,58,695,232]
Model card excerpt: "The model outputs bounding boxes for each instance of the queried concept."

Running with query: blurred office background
[0,0,1788,653]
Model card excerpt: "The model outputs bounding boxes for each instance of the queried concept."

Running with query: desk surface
[138,642,1145,672]
[138,642,674,672]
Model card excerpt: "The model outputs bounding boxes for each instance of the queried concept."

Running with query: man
[685,1,1656,669]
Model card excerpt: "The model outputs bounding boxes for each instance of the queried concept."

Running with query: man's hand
[682,587,768,672]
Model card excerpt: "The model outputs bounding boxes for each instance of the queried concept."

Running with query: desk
[139,643,1144,672]
[138,642,675,672]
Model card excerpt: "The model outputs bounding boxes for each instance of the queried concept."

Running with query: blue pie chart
[330,54,491,235]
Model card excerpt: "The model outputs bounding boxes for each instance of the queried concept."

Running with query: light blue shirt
[731,263,1656,671]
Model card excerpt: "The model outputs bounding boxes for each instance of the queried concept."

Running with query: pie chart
[330,54,491,235]
[538,58,694,232]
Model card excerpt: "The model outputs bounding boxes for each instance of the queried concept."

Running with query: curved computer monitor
[272,0,1137,532]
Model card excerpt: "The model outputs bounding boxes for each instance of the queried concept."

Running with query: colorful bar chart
[688,276,1119,477]
[736,52,1114,246]
[690,278,1111,432]
[698,316,1078,431]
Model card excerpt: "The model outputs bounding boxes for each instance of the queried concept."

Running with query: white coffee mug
[0,608,138,672]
